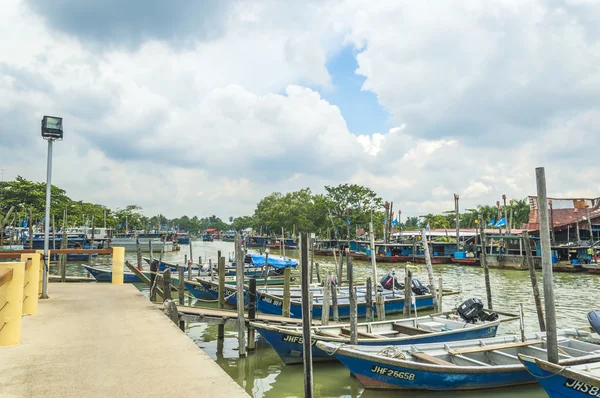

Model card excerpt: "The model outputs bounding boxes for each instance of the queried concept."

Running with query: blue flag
[487,218,495,227]
[23,218,28,228]
[495,218,507,228]
[392,218,398,227]
[346,219,351,225]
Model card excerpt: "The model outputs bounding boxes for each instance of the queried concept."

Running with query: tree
[324,183,383,239]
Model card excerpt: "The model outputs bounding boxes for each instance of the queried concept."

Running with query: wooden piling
[438,276,443,312]
[263,250,270,287]
[536,167,558,363]
[331,273,339,322]
[235,235,246,357]
[403,266,412,318]
[454,194,460,250]
[189,236,193,267]
[60,211,67,282]
[479,222,493,310]
[135,235,143,269]
[376,294,385,320]
[369,222,378,291]
[89,216,95,265]
[419,228,439,312]
[337,248,344,286]
[247,278,257,351]
[321,273,331,325]
[163,268,172,300]
[586,205,597,263]
[282,267,291,318]
[217,251,225,339]
[149,256,158,302]
[315,262,321,284]
[366,277,374,322]
[300,232,313,398]
[348,255,357,344]
[523,231,545,332]
[310,233,315,283]
[178,266,185,331]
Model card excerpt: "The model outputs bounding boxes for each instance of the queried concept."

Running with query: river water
[71,240,600,397]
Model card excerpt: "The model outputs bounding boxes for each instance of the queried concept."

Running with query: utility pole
[454,194,460,250]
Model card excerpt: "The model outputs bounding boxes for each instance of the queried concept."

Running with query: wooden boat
[251,313,503,365]
[256,287,459,319]
[316,330,600,390]
[583,264,600,274]
[83,264,142,283]
[520,354,600,397]
[184,276,287,301]
[450,257,480,266]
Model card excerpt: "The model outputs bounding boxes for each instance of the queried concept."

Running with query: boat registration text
[371,365,415,380]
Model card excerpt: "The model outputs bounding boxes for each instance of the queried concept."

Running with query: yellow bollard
[20,254,41,315]
[112,247,125,284]
[36,250,45,297]
[0,262,26,347]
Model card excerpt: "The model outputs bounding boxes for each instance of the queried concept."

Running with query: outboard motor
[457,298,499,323]
[588,310,600,334]
[411,278,429,295]
[379,272,403,291]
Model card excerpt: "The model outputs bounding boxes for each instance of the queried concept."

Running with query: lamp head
[41,116,63,140]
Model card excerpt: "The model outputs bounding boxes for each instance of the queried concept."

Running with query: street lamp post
[41,116,63,299]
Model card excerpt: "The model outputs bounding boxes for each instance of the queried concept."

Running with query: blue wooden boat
[251,312,502,365]
[184,276,288,301]
[177,235,190,244]
[256,288,445,319]
[82,264,142,283]
[317,330,600,390]
[520,354,600,397]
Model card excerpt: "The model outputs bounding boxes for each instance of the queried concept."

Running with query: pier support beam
[21,254,40,315]
[111,247,125,284]
[0,261,25,347]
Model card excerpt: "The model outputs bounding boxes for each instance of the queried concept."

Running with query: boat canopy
[250,253,298,269]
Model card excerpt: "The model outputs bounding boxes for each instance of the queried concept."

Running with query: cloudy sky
[1,0,599,220]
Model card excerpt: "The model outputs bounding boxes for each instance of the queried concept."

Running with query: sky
[1,0,600,221]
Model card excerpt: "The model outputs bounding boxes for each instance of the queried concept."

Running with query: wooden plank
[316,330,345,338]
[412,352,456,366]
[0,268,13,288]
[125,261,164,298]
[392,323,433,335]
[340,327,384,339]
[175,304,322,326]
[450,340,542,355]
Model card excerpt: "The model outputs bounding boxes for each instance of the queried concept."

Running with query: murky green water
[61,240,600,397]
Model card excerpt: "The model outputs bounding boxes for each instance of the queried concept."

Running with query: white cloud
[2,0,600,222]
[462,182,492,199]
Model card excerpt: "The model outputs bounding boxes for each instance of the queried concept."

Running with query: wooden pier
[0,283,249,397]
[176,304,322,326]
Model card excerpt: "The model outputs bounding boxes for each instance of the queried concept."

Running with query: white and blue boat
[317,330,600,390]
[251,310,502,365]
[520,354,600,398]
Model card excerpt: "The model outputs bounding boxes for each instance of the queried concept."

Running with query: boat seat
[522,345,572,358]
[411,352,456,366]
[316,330,345,338]
[340,328,385,339]
[452,354,492,367]
[392,323,433,335]
[449,340,542,355]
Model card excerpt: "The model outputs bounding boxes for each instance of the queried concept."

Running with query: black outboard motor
[457,298,499,323]
[411,279,429,295]
[379,272,403,291]
[588,310,600,334]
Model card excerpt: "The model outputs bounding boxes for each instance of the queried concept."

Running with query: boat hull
[253,323,499,365]
[83,265,141,283]
[256,292,435,319]
[451,258,480,266]
[335,352,533,390]
[520,356,600,398]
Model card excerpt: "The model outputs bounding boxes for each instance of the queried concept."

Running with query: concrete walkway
[0,284,249,398]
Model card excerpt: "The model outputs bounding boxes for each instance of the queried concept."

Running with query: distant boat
[317,329,600,390]
[202,234,213,242]
[176,234,190,244]
[110,236,173,252]
[252,310,502,365]
[184,276,288,301]
[520,354,600,398]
